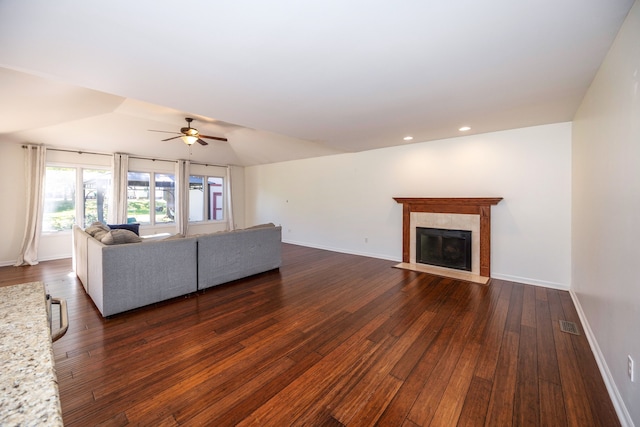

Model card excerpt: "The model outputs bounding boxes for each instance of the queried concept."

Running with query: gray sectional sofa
[72,224,282,317]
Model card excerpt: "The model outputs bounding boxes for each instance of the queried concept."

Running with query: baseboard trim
[490,272,569,290]
[0,254,71,268]
[281,239,401,263]
[569,290,633,427]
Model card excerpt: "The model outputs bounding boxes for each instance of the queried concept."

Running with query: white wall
[245,122,572,289]
[0,142,245,266]
[572,1,640,425]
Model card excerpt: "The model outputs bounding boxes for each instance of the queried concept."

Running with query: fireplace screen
[416,227,472,271]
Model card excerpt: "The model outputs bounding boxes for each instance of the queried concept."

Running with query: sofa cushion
[107,223,140,235]
[140,233,172,242]
[162,233,184,241]
[244,223,275,230]
[101,229,142,245]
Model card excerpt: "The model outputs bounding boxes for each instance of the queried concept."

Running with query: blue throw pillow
[107,223,140,236]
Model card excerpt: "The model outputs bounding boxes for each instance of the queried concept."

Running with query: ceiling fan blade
[162,136,182,142]
[199,134,228,142]
[197,139,209,146]
[149,130,181,134]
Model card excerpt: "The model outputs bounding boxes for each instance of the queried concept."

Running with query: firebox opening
[416,227,472,271]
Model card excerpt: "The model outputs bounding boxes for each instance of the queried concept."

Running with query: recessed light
[403,136,413,141]
[459,126,471,132]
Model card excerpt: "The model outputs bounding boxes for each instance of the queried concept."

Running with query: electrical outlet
[629,356,635,382]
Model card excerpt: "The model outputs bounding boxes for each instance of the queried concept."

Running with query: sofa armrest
[72,225,90,292]
[87,236,106,314]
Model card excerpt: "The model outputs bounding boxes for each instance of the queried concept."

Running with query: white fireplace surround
[410,212,480,275]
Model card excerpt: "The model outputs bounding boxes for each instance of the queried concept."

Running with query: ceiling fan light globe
[181,135,198,146]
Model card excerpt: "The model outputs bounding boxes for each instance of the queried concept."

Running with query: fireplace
[393,197,502,278]
[416,227,472,271]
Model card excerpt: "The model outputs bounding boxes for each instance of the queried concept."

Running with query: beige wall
[572,1,640,425]
[0,142,28,265]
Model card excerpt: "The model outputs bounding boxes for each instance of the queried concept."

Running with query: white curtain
[15,144,47,266]
[109,153,129,224]
[226,166,235,231]
[176,159,190,235]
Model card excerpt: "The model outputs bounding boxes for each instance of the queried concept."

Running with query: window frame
[42,162,111,234]
[126,170,177,228]
[42,160,228,234]
[187,174,226,224]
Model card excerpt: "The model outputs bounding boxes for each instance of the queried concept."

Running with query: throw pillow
[107,223,140,236]
[85,222,110,237]
[101,229,142,245]
[93,230,109,242]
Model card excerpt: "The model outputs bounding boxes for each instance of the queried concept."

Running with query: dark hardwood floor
[1,244,619,426]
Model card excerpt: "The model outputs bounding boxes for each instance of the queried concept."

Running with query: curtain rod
[22,145,231,168]
[129,155,230,168]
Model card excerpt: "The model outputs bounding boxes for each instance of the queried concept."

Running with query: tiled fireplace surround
[393,198,502,282]
[411,212,480,272]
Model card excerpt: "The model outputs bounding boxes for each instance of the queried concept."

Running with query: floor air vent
[559,320,580,335]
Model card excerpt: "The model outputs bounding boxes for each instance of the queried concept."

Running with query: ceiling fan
[149,117,228,146]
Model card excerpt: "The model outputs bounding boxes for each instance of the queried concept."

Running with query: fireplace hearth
[416,227,472,271]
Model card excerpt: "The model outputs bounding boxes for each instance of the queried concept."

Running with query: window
[43,167,76,232]
[188,175,224,222]
[208,177,224,221]
[127,172,150,224]
[127,172,175,225]
[83,169,110,226]
[43,166,111,232]
[42,161,223,232]
[155,173,176,224]
[188,176,204,222]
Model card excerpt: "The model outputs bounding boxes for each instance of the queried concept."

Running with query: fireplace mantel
[393,197,502,277]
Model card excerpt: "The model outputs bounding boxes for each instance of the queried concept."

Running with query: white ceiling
[0,1,634,166]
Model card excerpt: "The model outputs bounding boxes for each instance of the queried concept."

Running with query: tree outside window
[43,167,76,232]
[83,169,110,227]
[43,166,111,232]
[126,172,175,225]
[155,173,175,224]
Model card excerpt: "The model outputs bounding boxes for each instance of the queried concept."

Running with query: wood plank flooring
[0,244,619,426]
